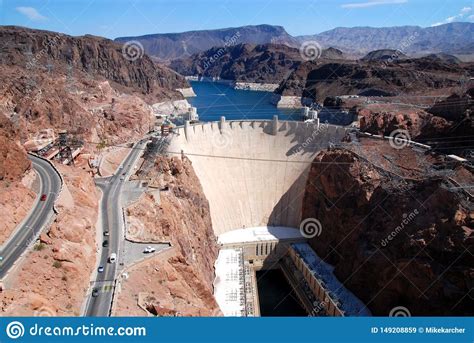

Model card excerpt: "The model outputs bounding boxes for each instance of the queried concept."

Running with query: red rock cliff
[302,144,473,316]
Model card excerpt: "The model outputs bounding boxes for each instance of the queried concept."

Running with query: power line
[84,138,474,166]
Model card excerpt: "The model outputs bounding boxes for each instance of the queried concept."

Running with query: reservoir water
[188,81,301,122]
[188,81,356,125]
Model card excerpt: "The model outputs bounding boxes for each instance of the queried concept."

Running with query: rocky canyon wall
[114,156,219,316]
[301,144,473,316]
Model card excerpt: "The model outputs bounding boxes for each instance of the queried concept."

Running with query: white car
[143,246,156,254]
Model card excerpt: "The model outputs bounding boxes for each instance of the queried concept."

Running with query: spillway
[168,117,348,236]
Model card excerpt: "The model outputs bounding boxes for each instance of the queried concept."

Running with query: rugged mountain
[116,22,474,62]
[424,53,462,65]
[116,24,299,61]
[302,144,474,316]
[276,57,470,102]
[169,43,303,83]
[0,26,187,101]
[0,25,188,248]
[356,87,473,156]
[361,49,407,62]
[0,26,189,146]
[115,156,220,316]
[169,43,347,84]
[320,47,345,60]
[300,22,474,55]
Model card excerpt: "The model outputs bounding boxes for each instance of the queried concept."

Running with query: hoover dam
[168,116,349,235]
[167,117,369,317]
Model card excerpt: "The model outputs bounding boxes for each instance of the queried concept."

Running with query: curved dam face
[168,119,348,236]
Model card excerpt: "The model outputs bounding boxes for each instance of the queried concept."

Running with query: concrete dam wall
[168,118,348,236]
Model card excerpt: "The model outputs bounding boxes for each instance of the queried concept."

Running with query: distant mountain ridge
[116,24,298,61]
[304,22,474,55]
[116,22,474,60]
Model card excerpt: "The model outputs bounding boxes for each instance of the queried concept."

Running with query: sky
[1,0,473,38]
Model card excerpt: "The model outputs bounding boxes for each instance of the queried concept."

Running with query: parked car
[103,230,109,237]
[92,288,99,297]
[143,246,156,254]
[109,253,117,263]
[40,194,47,201]
[102,240,109,247]
[97,266,104,273]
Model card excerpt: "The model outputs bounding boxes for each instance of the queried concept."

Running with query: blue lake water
[188,81,355,125]
[188,81,301,122]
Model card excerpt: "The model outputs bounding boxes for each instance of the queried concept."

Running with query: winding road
[84,139,147,316]
[0,155,62,279]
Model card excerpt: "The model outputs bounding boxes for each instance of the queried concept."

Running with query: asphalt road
[0,155,62,279]
[84,140,147,316]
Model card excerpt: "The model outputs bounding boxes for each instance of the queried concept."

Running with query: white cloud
[15,7,47,21]
[445,16,457,23]
[341,0,407,9]
[431,6,473,26]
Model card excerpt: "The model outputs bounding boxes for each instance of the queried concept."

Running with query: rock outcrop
[170,43,303,84]
[276,58,469,103]
[302,143,474,316]
[361,49,407,62]
[358,88,474,155]
[0,26,187,101]
[115,156,219,315]
[0,110,35,243]
[170,43,347,87]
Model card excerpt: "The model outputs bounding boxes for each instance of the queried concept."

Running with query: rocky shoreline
[185,76,279,92]
[233,82,279,92]
[270,94,313,108]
